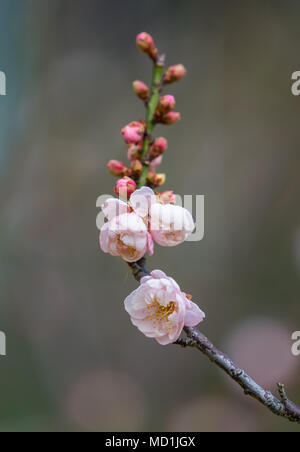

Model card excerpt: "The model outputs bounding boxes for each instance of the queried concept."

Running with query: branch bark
[127,258,300,424]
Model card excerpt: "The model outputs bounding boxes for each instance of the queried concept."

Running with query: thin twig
[127,258,300,424]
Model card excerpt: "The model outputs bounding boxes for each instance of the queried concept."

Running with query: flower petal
[184,301,205,327]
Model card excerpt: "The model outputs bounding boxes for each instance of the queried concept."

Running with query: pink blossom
[121,121,145,144]
[124,270,205,345]
[130,186,156,218]
[101,198,130,221]
[100,212,149,263]
[150,203,195,247]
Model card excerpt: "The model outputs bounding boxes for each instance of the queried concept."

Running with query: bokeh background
[0,0,299,432]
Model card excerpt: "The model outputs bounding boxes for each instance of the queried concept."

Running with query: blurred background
[0,0,299,432]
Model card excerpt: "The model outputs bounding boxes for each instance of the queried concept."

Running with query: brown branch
[127,258,300,424]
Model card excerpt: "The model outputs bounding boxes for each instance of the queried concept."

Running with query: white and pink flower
[100,211,151,263]
[150,202,195,247]
[100,186,195,261]
[124,270,205,345]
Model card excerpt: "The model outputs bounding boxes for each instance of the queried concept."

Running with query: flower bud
[131,159,143,175]
[147,172,166,187]
[114,177,137,200]
[133,80,149,100]
[155,173,166,186]
[127,144,142,161]
[157,190,176,205]
[122,121,145,144]
[150,137,168,157]
[136,32,158,60]
[160,112,181,125]
[149,155,162,172]
[163,64,187,84]
[107,160,131,177]
[157,95,176,114]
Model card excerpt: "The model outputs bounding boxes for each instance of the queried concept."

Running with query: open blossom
[122,121,145,144]
[100,211,152,263]
[100,186,194,262]
[100,188,156,262]
[124,270,205,345]
[150,203,195,246]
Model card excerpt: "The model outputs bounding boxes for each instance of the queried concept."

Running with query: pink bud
[114,177,137,200]
[149,155,162,172]
[131,159,143,175]
[160,112,181,125]
[127,144,142,161]
[107,160,131,177]
[151,137,168,157]
[147,172,166,187]
[157,95,176,114]
[158,190,176,205]
[133,80,149,100]
[136,32,158,60]
[163,64,187,84]
[121,121,145,144]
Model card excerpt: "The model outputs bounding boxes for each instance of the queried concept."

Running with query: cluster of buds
[154,94,181,125]
[106,32,187,194]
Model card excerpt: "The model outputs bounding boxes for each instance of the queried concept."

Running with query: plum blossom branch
[127,259,300,424]
[101,32,300,426]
